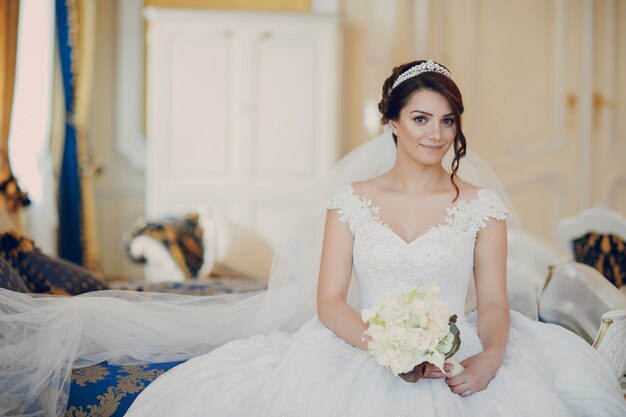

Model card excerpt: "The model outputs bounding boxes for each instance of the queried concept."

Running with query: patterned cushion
[65,360,185,417]
[573,232,625,288]
[125,213,204,278]
[0,231,109,295]
[108,276,267,295]
[0,255,28,293]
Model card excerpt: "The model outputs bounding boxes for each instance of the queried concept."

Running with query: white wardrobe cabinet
[144,8,341,250]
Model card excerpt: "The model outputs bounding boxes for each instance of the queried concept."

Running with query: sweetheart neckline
[347,183,486,245]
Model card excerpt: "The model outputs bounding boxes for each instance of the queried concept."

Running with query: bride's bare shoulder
[350,176,388,197]
[454,178,482,200]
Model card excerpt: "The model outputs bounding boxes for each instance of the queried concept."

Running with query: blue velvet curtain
[56,0,83,265]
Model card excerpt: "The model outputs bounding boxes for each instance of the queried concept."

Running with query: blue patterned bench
[62,278,266,416]
[65,360,186,417]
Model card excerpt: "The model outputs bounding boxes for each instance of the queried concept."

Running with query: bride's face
[389,89,457,167]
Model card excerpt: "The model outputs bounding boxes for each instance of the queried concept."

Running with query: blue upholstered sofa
[0,231,266,417]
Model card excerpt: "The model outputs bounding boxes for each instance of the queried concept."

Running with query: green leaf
[405,288,418,303]
[444,314,461,359]
[370,316,385,326]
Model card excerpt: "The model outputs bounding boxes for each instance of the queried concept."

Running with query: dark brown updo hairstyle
[378,60,467,201]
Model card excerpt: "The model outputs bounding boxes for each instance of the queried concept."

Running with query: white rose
[427,319,448,338]
[380,304,406,322]
[408,329,432,351]
[361,308,377,323]
[382,347,402,361]
[375,351,393,367]
[390,351,415,375]
[409,300,428,316]
[413,353,428,366]
[366,339,379,352]
[367,324,387,343]
[386,325,406,342]
[406,314,427,328]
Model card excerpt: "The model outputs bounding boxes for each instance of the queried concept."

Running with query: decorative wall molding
[490,0,567,169]
[579,0,593,210]
[412,0,429,57]
[115,0,146,172]
[603,0,626,150]
[605,174,626,209]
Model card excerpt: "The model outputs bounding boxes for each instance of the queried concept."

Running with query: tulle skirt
[126,312,626,417]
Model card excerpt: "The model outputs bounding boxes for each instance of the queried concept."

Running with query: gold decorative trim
[592,318,613,349]
[144,0,310,12]
[541,264,556,294]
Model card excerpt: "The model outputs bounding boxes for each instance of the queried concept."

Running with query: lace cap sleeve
[479,188,510,222]
[471,188,510,238]
[325,183,353,225]
[451,188,511,240]
[325,183,375,235]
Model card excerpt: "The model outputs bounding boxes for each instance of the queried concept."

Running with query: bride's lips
[419,143,445,151]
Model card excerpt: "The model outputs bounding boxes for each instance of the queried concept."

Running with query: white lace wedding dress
[126,184,626,416]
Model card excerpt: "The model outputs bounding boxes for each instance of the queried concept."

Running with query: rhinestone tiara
[389,60,453,93]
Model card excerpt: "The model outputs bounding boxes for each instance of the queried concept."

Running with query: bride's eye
[414,116,427,124]
[442,117,455,127]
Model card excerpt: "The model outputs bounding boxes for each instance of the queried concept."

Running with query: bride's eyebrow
[409,110,455,117]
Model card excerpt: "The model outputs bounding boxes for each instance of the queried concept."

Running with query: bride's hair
[378,60,467,200]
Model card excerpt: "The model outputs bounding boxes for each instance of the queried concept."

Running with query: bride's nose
[428,123,442,142]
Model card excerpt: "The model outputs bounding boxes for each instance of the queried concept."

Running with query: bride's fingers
[422,370,445,378]
[451,383,473,395]
[424,362,455,378]
[445,375,467,388]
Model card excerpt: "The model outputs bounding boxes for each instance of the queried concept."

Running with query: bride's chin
[413,149,447,163]
[399,144,447,166]
[410,155,445,167]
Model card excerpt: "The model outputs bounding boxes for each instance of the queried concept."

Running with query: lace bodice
[326,183,509,318]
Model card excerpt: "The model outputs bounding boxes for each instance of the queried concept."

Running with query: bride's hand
[423,362,455,379]
[445,351,502,396]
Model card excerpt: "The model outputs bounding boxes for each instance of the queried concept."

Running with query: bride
[1,60,625,416]
[124,60,625,415]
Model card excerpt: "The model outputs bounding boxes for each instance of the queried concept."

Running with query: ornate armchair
[539,261,626,343]
[539,261,626,395]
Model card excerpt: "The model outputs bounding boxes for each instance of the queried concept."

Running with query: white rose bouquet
[361,284,463,381]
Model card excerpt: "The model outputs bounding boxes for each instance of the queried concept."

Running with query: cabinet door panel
[252,32,317,179]
[168,32,233,179]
